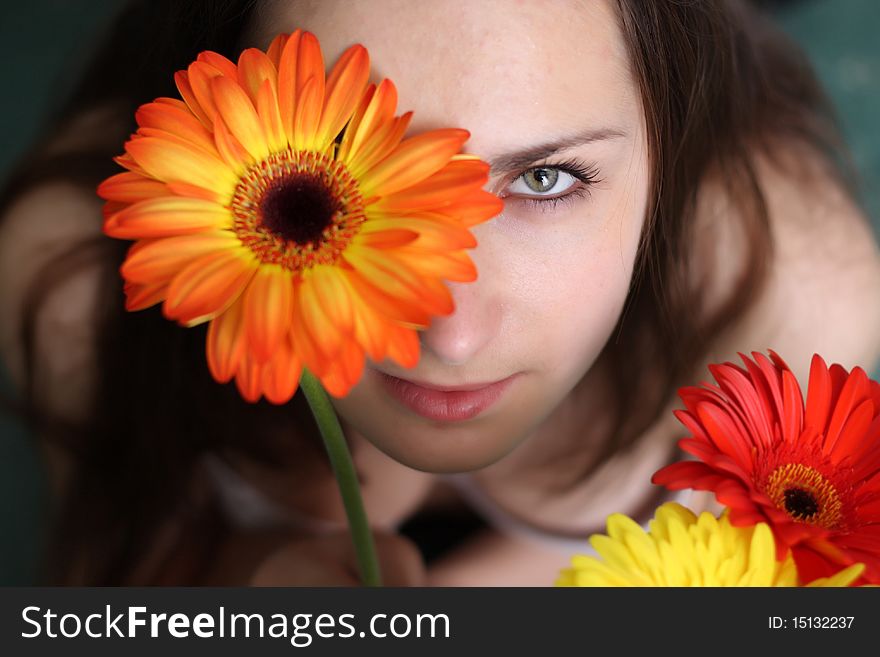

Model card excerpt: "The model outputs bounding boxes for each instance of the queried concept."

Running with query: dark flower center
[259,174,340,246]
[765,462,842,529]
[783,487,820,520]
[231,149,366,272]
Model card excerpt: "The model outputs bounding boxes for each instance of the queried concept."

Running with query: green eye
[522,167,559,193]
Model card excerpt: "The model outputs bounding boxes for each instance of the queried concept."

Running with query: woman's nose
[418,278,501,367]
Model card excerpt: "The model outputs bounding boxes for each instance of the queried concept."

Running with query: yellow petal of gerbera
[556,503,862,587]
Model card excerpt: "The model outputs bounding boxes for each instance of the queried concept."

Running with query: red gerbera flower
[652,350,880,584]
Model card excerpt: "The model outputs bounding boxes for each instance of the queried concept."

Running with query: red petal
[824,366,870,456]
[830,398,875,463]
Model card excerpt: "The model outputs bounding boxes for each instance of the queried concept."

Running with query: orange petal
[197,51,238,79]
[211,75,269,163]
[277,31,325,147]
[360,129,469,198]
[394,248,478,283]
[186,60,227,126]
[315,44,369,148]
[164,250,256,326]
[354,228,419,249]
[338,79,397,165]
[261,338,303,404]
[135,127,217,158]
[266,32,292,69]
[319,339,365,398]
[165,181,227,205]
[234,352,264,403]
[237,48,278,105]
[295,32,325,98]
[372,160,491,213]
[307,266,356,336]
[125,137,238,197]
[102,200,127,221]
[135,101,217,154]
[104,196,231,239]
[343,246,454,316]
[358,213,476,250]
[294,76,323,151]
[113,152,148,178]
[276,30,303,145]
[346,112,412,180]
[289,290,330,377]
[98,172,167,203]
[256,79,287,154]
[212,112,252,174]
[343,267,432,327]
[384,322,421,369]
[350,293,390,363]
[296,273,346,363]
[154,97,188,111]
[121,231,239,284]
[206,295,247,383]
[124,280,167,311]
[174,70,212,128]
[244,265,294,363]
[431,188,505,227]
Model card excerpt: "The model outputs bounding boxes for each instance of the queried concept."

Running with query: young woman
[2,0,880,586]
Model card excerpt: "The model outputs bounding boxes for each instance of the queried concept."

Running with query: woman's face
[254,0,650,472]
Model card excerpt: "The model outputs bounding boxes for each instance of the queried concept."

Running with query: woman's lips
[377,371,518,422]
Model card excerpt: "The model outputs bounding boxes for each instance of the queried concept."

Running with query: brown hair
[0,0,859,583]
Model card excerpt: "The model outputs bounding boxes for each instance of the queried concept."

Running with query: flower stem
[299,368,382,586]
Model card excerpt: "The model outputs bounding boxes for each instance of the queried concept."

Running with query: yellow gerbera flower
[556,502,864,587]
[99,30,503,402]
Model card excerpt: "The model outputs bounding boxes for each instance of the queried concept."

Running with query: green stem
[299,368,382,587]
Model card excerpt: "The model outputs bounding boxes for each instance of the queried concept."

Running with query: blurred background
[0,0,878,584]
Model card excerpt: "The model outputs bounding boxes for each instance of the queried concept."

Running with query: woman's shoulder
[695,138,880,382]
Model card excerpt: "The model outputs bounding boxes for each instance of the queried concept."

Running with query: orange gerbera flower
[653,350,880,584]
[99,31,502,402]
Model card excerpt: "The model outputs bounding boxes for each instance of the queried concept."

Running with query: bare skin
[3,1,880,585]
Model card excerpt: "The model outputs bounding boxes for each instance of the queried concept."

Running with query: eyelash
[507,158,603,212]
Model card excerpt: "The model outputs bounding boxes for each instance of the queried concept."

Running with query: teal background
[0,0,879,584]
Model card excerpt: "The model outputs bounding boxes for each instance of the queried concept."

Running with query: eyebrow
[488,127,628,174]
